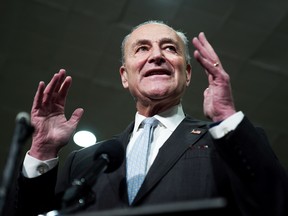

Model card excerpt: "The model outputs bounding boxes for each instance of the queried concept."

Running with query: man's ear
[185,64,192,86]
[119,65,129,88]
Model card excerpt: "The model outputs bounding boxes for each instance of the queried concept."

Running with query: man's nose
[148,48,165,65]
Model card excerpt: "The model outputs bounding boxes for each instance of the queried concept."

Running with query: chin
[146,89,172,100]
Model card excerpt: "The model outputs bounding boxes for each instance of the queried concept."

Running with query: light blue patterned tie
[126,117,158,204]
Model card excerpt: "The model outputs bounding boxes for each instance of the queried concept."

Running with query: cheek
[175,64,188,79]
[127,54,148,68]
[125,60,147,82]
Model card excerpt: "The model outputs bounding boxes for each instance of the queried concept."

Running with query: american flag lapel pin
[191,129,201,134]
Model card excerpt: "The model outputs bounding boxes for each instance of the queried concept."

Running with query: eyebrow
[131,39,150,48]
[131,37,179,49]
[159,37,179,46]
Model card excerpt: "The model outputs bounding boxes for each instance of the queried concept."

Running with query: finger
[204,88,209,97]
[54,69,67,93]
[193,32,220,65]
[193,50,215,70]
[192,36,209,61]
[203,70,215,83]
[198,32,220,62]
[68,108,84,127]
[198,33,215,54]
[208,73,214,85]
[194,49,222,80]
[57,76,72,106]
[42,73,61,105]
[32,81,45,110]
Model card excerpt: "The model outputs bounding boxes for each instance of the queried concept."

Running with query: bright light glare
[73,130,97,147]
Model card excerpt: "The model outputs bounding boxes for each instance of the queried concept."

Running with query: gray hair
[121,20,191,65]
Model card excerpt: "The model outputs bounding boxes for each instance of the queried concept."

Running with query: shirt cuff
[209,111,244,139]
[22,152,59,178]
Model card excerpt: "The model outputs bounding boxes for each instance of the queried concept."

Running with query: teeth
[147,70,169,76]
[150,72,159,75]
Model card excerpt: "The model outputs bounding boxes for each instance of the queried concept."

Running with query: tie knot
[142,117,158,128]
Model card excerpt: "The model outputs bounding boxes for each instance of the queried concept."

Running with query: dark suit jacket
[14,116,288,216]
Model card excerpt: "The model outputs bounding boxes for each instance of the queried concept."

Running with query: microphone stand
[41,154,110,216]
[0,112,34,216]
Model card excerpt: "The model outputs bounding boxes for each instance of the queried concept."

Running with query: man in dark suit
[14,21,288,216]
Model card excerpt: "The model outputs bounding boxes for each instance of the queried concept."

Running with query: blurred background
[0,0,288,176]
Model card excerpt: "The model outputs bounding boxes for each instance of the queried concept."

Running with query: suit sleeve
[213,116,288,216]
[14,165,58,216]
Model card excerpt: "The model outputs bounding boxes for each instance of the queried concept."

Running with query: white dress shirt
[127,104,185,172]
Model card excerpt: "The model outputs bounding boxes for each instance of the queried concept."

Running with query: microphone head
[93,139,124,173]
[16,112,31,125]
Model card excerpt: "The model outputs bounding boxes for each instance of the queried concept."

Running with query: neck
[136,99,180,117]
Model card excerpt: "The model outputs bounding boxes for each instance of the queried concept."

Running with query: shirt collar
[133,104,185,134]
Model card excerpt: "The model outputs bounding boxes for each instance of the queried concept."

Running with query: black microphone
[60,139,124,214]
[0,112,34,215]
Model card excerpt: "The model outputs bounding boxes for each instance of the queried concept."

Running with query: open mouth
[144,69,172,77]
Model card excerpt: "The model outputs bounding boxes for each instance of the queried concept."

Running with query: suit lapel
[106,122,134,204]
[132,116,208,204]
[104,117,209,205]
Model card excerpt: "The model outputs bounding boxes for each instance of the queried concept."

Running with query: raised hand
[29,69,84,160]
[192,32,236,122]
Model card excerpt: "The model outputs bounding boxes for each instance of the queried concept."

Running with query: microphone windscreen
[93,139,124,173]
[16,112,31,125]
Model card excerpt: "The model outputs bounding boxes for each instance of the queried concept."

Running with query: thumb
[68,108,84,127]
